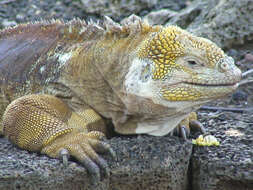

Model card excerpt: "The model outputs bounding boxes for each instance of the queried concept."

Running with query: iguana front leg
[2,94,115,181]
[173,112,205,140]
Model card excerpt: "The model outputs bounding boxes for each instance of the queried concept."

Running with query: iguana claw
[173,112,205,139]
[179,125,188,141]
[59,148,70,166]
[189,120,206,134]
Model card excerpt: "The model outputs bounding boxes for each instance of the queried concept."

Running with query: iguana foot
[173,112,205,140]
[2,94,116,183]
[41,130,116,182]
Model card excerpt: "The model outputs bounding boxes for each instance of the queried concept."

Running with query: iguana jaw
[124,55,241,116]
[160,55,242,101]
[184,82,239,87]
[160,82,240,102]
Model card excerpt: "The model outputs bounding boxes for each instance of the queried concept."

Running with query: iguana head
[125,25,241,107]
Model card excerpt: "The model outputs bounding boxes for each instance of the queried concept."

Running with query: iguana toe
[42,131,114,181]
[87,137,116,161]
[79,140,110,178]
[189,120,206,134]
[178,125,189,141]
[173,112,205,140]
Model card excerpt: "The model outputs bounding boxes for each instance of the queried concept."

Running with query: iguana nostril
[220,62,228,71]
[217,58,233,73]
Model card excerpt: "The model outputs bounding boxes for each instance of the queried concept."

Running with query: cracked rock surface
[0,136,192,190]
[191,111,253,190]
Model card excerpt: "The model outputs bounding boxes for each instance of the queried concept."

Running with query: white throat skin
[123,58,204,136]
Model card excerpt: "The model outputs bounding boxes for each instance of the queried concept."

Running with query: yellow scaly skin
[0,15,241,181]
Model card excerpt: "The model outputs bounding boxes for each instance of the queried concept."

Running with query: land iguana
[0,15,241,180]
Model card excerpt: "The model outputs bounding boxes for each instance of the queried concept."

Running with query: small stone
[144,9,178,25]
[16,13,25,21]
[2,20,17,27]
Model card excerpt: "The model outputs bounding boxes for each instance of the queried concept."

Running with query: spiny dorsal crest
[103,14,159,37]
[0,15,157,41]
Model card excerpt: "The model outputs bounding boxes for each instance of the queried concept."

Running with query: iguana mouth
[185,82,239,87]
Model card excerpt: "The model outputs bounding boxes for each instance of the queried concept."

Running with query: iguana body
[0,16,241,179]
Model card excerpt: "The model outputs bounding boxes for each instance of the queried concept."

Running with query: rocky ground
[0,0,252,189]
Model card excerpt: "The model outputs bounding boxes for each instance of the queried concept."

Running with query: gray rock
[1,19,17,27]
[143,9,178,25]
[0,136,192,190]
[167,0,253,49]
[191,111,253,190]
[0,0,91,28]
[80,0,187,20]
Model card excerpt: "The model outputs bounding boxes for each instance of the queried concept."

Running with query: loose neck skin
[61,26,160,117]
[87,28,161,110]
[93,28,160,93]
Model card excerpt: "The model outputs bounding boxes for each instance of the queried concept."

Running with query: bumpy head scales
[138,26,225,79]
[136,25,241,101]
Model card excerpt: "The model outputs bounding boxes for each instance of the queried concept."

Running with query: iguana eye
[187,60,197,65]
